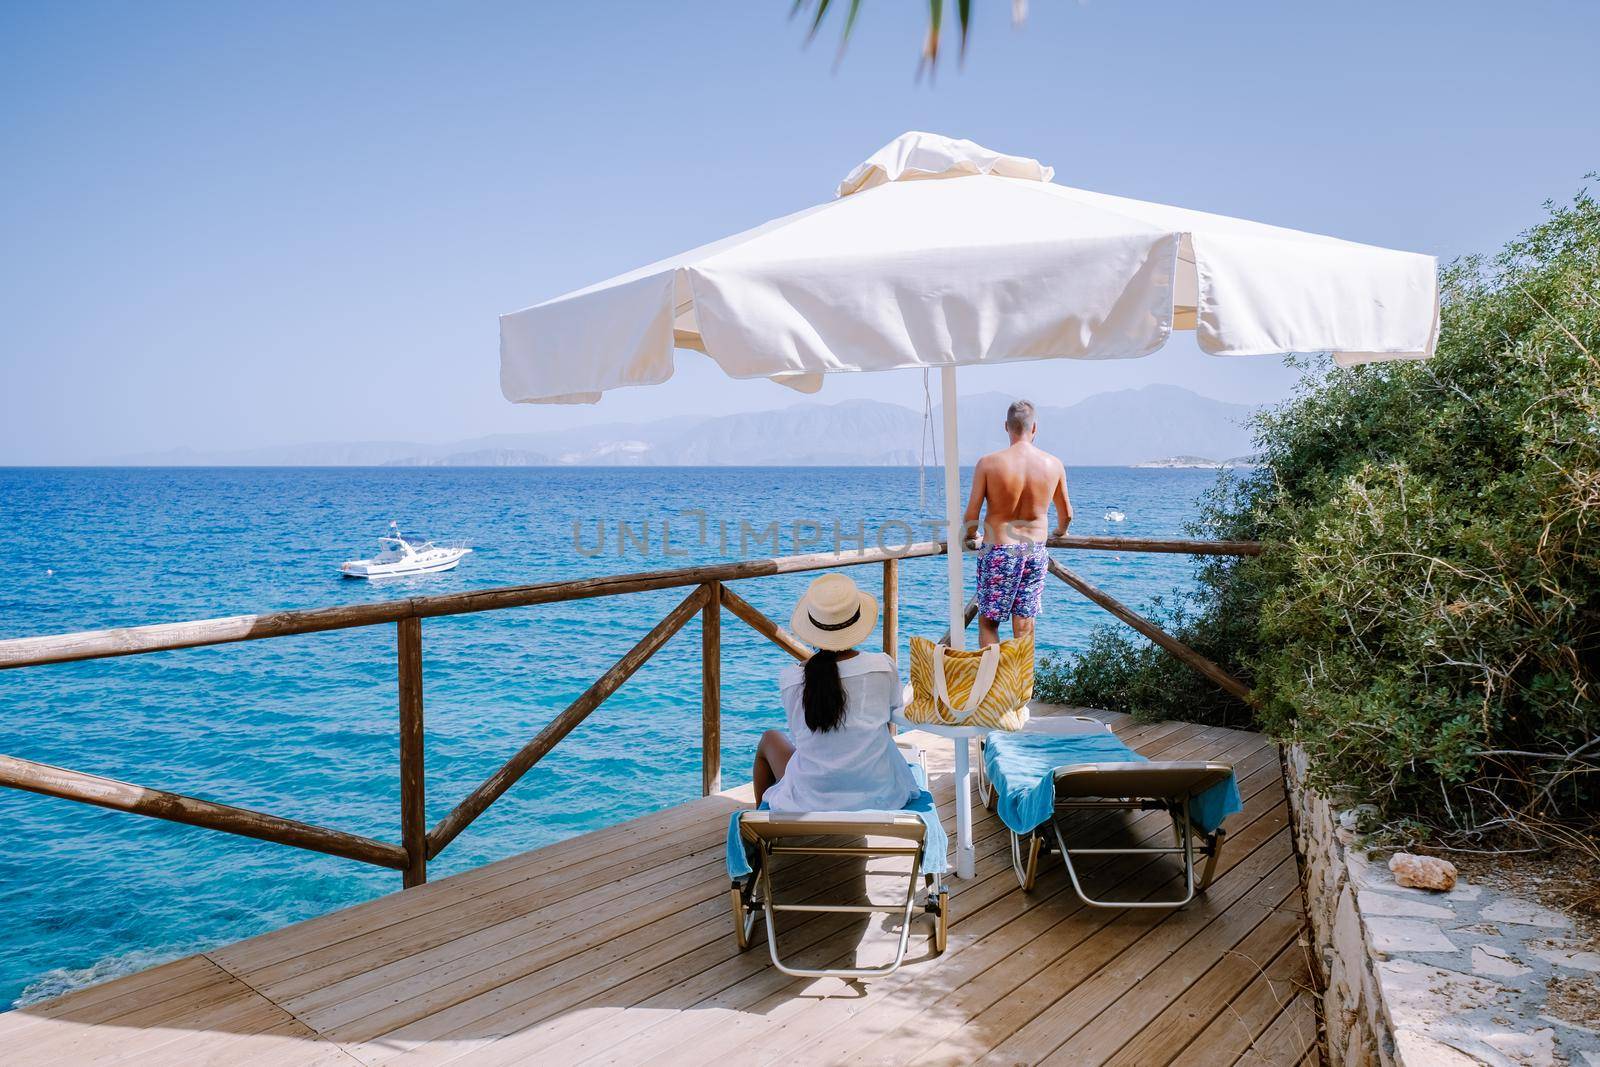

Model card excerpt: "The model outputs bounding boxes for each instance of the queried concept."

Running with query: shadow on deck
[0,710,1319,1066]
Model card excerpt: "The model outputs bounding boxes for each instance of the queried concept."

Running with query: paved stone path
[1347,848,1600,1066]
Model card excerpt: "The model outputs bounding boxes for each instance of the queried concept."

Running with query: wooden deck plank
[972,850,1300,1066]
[2,956,355,1067]
[279,776,977,1026]
[217,792,751,983]
[1041,887,1305,1064]
[1099,903,1307,1067]
[742,809,1292,1067]
[556,728,1275,1067]
[1234,988,1320,1066]
[512,816,1037,1067]
[797,758,1290,1067]
[1,710,1310,1067]
[0,955,222,1040]
[338,720,1201,1064]
[313,779,977,1051]
[411,722,1241,1067]
[347,723,1260,1062]
[708,736,1284,1067]
[433,750,1274,1067]
[1177,939,1317,1066]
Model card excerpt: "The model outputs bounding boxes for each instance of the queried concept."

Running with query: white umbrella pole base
[896,718,989,881]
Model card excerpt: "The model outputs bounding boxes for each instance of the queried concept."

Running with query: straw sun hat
[790,573,879,651]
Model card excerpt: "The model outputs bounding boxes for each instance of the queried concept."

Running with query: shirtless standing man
[962,399,1073,647]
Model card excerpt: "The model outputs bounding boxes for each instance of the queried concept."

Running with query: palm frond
[795,0,1005,74]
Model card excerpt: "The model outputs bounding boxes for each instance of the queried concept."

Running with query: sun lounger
[726,746,949,978]
[975,713,1108,809]
[983,727,1241,908]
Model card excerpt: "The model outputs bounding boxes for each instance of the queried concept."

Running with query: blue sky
[1,1,1596,463]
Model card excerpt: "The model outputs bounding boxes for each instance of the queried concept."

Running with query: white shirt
[763,651,920,813]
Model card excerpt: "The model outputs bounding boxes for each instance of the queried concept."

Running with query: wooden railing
[0,534,1259,889]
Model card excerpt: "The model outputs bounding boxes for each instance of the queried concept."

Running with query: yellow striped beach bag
[905,633,1034,730]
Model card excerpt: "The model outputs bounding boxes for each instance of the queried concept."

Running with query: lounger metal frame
[1001,758,1232,908]
[730,824,946,978]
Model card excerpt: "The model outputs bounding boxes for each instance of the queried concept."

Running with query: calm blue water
[0,465,1217,1006]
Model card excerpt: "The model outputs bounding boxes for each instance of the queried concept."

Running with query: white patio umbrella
[500,131,1437,874]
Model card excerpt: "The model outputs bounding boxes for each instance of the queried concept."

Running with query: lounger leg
[886,853,923,972]
[1199,827,1225,892]
[730,878,760,951]
[757,845,928,979]
[976,740,995,811]
[1052,811,1202,909]
[1010,830,1041,892]
[924,872,949,954]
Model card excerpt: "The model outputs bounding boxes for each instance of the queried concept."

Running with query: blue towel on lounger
[726,763,948,879]
[984,731,1241,837]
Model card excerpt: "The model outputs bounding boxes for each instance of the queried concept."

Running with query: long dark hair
[802,649,848,733]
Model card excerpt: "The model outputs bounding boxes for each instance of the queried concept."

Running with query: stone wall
[1286,747,1597,1067]
[1285,745,1392,1065]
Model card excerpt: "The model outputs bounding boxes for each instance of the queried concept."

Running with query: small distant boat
[341,525,471,579]
[1104,507,1126,523]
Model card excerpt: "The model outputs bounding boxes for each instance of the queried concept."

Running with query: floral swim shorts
[976,543,1050,621]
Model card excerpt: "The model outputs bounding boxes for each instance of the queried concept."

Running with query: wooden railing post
[882,557,898,660]
[720,584,811,661]
[397,616,427,888]
[426,584,711,858]
[0,537,1268,891]
[0,753,407,868]
[702,582,722,796]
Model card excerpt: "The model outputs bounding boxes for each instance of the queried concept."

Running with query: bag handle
[931,643,1001,718]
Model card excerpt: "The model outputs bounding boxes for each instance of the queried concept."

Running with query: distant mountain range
[117,385,1256,467]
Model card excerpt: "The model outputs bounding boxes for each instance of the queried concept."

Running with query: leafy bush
[1035,589,1259,731]
[1041,185,1600,848]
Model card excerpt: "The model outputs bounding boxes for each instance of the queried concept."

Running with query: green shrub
[1035,591,1258,731]
[1045,184,1600,848]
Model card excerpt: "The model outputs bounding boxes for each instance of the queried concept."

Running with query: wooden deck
[0,711,1319,1066]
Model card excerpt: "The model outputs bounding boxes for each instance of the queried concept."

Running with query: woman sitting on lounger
[752,573,921,811]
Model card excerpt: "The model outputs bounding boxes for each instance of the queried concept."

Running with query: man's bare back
[967,443,1070,546]
[962,401,1072,645]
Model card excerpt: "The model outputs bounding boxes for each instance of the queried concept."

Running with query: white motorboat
[341,526,471,579]
[1104,507,1126,523]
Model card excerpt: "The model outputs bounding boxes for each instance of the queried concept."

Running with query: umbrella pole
[940,366,976,879]
[941,366,966,652]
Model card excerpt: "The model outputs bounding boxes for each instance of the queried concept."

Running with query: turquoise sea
[0,465,1220,1006]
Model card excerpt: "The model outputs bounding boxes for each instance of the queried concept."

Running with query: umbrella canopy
[500,131,1438,406]
[500,132,1438,881]
[498,129,1439,661]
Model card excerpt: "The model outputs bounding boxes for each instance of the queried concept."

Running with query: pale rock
[1392,1029,1482,1066]
[1333,886,1367,967]
[1529,939,1600,972]
[1359,888,1454,919]
[1482,1026,1557,1066]
[1472,944,1533,978]
[1542,1013,1600,1036]
[1481,899,1573,931]
[1381,959,1511,1017]
[1367,916,1460,954]
[1389,852,1458,891]
[1454,922,1506,937]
